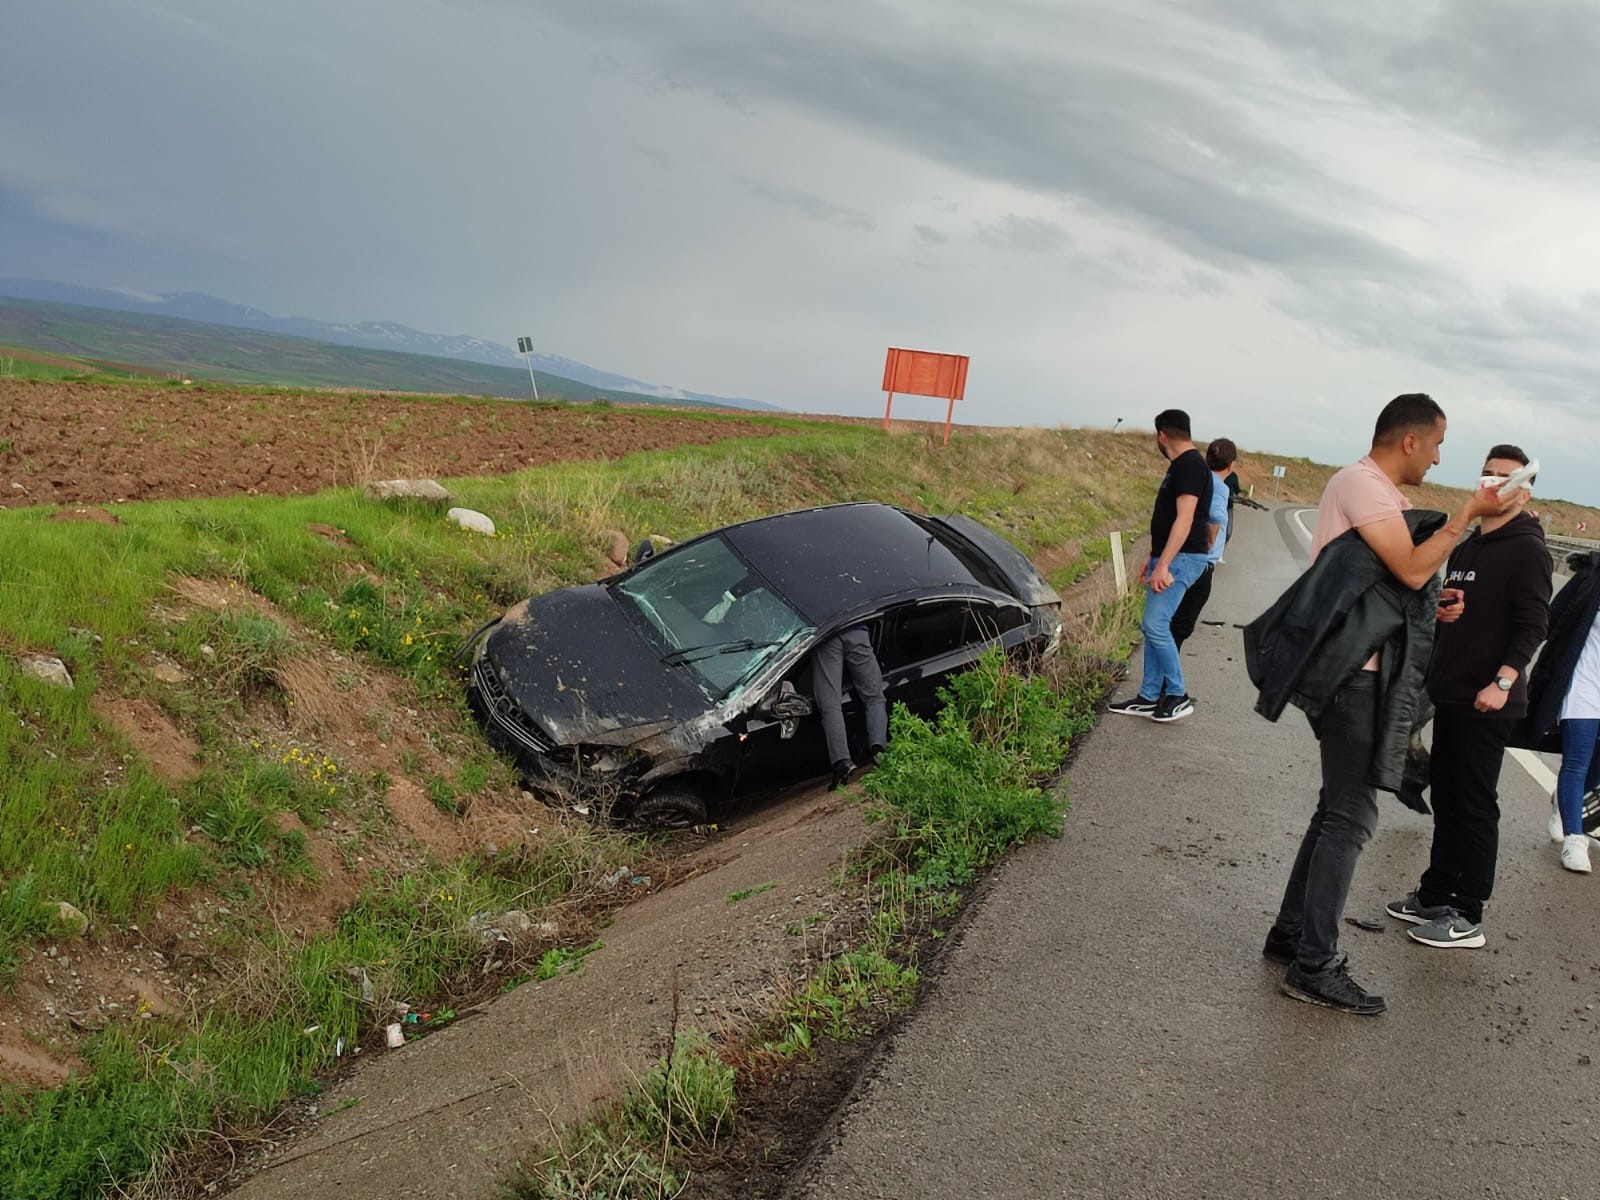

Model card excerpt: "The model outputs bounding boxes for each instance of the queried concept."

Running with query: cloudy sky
[6,1,1600,502]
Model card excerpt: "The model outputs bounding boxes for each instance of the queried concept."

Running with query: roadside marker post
[516,336,541,402]
[1110,531,1127,597]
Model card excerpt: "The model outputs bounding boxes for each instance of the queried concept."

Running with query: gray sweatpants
[814,626,888,768]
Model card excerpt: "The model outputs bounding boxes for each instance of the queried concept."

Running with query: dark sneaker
[1107,695,1160,718]
[828,759,856,791]
[1262,927,1298,966]
[1151,694,1195,723]
[1281,957,1386,1015]
[1384,891,1453,925]
[1406,910,1485,949]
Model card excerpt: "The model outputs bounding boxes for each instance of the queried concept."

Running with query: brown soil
[91,693,203,786]
[0,381,806,509]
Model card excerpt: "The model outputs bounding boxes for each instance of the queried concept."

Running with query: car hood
[478,584,710,745]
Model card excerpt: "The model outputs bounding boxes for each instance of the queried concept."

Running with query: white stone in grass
[53,901,89,937]
[364,479,451,505]
[446,507,496,536]
[499,909,534,935]
[20,653,73,688]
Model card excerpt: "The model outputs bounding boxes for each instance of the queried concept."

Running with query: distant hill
[0,296,745,408]
[0,278,778,410]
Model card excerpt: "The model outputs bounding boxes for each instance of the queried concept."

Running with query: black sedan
[464,502,1062,826]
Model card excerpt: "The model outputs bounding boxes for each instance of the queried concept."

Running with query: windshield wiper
[662,638,780,666]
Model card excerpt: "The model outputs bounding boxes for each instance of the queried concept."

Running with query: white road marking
[1290,507,1315,546]
[1508,747,1557,796]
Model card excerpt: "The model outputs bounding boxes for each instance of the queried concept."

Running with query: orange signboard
[881,347,970,444]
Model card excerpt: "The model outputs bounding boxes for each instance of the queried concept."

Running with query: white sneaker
[1562,834,1592,874]
[1550,799,1565,844]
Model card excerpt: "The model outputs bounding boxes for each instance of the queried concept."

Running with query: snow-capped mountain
[0,278,775,410]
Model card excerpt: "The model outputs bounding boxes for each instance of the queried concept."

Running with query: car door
[729,642,852,799]
[876,597,1030,717]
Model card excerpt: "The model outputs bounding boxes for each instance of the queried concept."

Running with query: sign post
[1271,463,1286,499]
[516,336,541,402]
[881,347,970,446]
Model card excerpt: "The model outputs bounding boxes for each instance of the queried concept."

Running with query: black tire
[629,785,709,830]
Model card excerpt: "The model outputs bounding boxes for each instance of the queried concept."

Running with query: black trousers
[1271,672,1381,971]
[1169,563,1215,649]
[1417,708,1517,924]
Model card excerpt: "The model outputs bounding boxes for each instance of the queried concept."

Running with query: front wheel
[629,785,709,830]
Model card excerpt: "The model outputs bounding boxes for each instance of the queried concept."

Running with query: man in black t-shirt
[1108,409,1213,723]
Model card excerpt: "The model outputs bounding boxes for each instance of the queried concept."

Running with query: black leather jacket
[1244,510,1446,795]
[1523,551,1600,751]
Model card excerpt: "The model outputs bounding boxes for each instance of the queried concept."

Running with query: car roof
[719,503,1011,626]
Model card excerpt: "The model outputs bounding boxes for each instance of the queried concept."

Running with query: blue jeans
[1556,719,1600,836]
[1137,552,1209,699]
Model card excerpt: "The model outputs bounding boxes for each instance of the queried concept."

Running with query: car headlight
[1042,610,1064,657]
[553,745,646,775]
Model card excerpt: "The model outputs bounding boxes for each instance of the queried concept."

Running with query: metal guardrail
[1549,535,1600,554]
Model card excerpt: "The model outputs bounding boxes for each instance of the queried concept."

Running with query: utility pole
[515,336,540,401]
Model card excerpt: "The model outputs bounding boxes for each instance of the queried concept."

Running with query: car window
[904,514,1012,594]
[877,600,1024,672]
[613,534,811,697]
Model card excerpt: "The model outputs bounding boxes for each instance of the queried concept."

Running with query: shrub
[862,648,1091,890]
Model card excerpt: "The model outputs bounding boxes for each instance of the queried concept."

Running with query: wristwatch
[1494,676,1513,692]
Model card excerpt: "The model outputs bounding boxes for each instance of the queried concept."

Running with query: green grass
[0,406,1160,1198]
[506,1031,735,1200]
[726,882,776,904]
[0,835,641,1198]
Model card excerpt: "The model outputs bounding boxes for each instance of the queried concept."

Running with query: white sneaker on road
[1550,799,1564,844]
[1561,834,1592,874]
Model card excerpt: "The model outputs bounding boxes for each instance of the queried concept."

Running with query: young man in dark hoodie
[1386,445,1551,948]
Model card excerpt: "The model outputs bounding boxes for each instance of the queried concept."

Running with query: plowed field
[0,382,805,508]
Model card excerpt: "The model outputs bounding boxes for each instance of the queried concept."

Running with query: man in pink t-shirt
[1310,456,1414,672]
[1309,456,1413,562]
[1264,393,1515,1017]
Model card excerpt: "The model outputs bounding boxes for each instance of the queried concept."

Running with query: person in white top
[1554,617,1600,871]
[1538,551,1600,872]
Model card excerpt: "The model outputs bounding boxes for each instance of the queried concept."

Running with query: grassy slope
[0,404,1164,1198]
[6,386,1599,1195]
[0,299,722,406]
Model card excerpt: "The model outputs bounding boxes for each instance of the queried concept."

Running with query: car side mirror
[761,680,814,721]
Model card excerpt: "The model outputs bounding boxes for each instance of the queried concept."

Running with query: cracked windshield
[613,535,811,697]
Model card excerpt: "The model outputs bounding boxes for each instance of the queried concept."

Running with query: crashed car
[463,502,1062,826]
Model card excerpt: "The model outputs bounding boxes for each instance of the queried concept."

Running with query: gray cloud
[563,2,1600,416]
[973,216,1072,254]
[541,0,1600,408]
[738,179,876,230]
[1202,0,1600,158]
[543,1,1419,277]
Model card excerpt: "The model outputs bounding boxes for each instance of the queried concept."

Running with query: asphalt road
[791,502,1600,1200]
